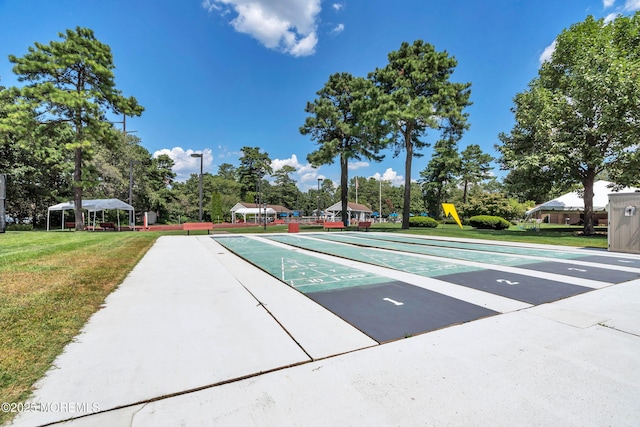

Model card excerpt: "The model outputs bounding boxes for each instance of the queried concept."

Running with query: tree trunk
[402,131,413,229]
[340,154,349,227]
[463,180,469,204]
[74,146,84,231]
[582,173,596,236]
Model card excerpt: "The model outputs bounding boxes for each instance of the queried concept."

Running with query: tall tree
[502,168,563,204]
[0,84,73,225]
[271,165,298,209]
[217,163,237,181]
[9,27,143,230]
[301,72,386,226]
[459,144,493,203]
[145,153,176,221]
[498,14,640,235]
[419,136,461,219]
[236,146,272,203]
[370,40,471,229]
[210,192,224,223]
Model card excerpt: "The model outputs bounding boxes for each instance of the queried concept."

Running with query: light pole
[379,176,382,223]
[317,178,322,220]
[263,202,267,232]
[129,160,140,227]
[191,153,203,221]
[113,114,138,228]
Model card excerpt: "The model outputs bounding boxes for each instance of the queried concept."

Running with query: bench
[184,222,214,235]
[100,222,116,231]
[357,221,372,231]
[323,221,345,231]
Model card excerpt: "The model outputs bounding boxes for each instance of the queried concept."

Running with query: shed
[608,193,640,254]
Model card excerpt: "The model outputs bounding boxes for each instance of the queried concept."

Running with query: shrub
[6,224,33,231]
[409,216,439,228]
[469,215,511,230]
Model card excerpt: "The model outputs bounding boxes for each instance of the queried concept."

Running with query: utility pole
[379,177,382,223]
[190,153,203,221]
[118,115,138,227]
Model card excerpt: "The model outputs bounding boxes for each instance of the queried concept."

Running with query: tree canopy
[498,13,640,235]
[369,40,472,229]
[236,146,272,204]
[301,72,386,226]
[8,27,143,230]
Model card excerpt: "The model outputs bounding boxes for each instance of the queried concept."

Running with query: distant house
[324,201,372,223]
[230,202,292,223]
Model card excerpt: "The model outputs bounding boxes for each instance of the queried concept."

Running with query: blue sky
[0,0,637,190]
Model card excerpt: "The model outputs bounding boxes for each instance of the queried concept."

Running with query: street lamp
[317,177,322,220]
[263,202,267,232]
[191,153,203,221]
[379,176,382,224]
[129,160,140,227]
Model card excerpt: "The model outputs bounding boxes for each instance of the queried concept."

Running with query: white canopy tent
[47,198,135,231]
[526,180,640,216]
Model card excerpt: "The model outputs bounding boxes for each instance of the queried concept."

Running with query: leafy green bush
[409,216,439,228]
[460,193,532,220]
[469,215,511,230]
[6,224,33,231]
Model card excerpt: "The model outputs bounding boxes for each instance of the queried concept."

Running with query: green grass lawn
[0,225,608,424]
[0,231,159,425]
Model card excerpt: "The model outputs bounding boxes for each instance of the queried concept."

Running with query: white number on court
[308,278,324,283]
[496,279,519,285]
[567,268,587,272]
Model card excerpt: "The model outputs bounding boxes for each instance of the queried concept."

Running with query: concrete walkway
[10,235,640,426]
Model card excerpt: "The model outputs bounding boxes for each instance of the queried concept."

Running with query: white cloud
[348,161,369,170]
[271,154,324,187]
[330,24,344,35]
[271,153,303,171]
[332,3,343,11]
[604,12,619,23]
[370,168,405,186]
[603,0,616,8]
[153,147,214,182]
[202,0,321,57]
[625,0,640,11]
[539,39,556,64]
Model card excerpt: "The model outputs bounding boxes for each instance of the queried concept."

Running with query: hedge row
[468,215,511,230]
[408,216,439,228]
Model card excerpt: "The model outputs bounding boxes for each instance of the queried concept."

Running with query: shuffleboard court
[212,236,497,342]
[307,281,496,343]
[266,234,481,277]
[212,235,387,293]
[313,233,640,284]
[267,235,592,305]
[342,232,640,268]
